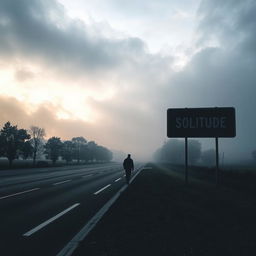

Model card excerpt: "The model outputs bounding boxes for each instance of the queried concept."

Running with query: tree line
[156,140,256,166]
[0,121,113,167]
[154,139,218,166]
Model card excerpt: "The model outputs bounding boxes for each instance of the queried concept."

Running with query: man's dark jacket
[123,157,134,171]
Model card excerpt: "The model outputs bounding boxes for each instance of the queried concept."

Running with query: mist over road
[0,163,141,256]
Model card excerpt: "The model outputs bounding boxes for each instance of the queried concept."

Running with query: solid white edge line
[115,178,122,182]
[23,203,80,237]
[53,180,71,186]
[56,165,145,256]
[0,188,40,200]
[94,184,111,195]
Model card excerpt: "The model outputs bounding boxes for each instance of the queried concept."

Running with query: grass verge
[73,164,256,256]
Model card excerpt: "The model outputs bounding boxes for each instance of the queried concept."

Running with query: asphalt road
[0,163,142,256]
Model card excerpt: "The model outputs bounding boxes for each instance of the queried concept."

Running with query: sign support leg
[185,137,188,185]
[215,137,219,186]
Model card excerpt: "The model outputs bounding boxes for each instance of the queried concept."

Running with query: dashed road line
[94,184,111,195]
[82,174,93,178]
[115,178,122,182]
[56,165,144,256]
[0,188,40,200]
[53,180,71,186]
[23,203,80,237]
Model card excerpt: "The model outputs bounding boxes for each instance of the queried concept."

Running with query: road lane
[23,203,81,237]
[0,188,40,200]
[0,164,142,256]
[0,165,124,212]
[0,163,120,188]
[0,163,122,196]
[53,180,72,186]
[0,163,117,179]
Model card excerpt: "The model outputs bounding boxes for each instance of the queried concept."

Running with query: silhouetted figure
[123,154,134,184]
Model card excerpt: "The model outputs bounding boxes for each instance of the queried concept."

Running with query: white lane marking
[53,180,71,186]
[115,178,122,182]
[0,188,40,200]
[94,184,111,195]
[82,174,93,178]
[23,203,80,237]
[56,165,145,256]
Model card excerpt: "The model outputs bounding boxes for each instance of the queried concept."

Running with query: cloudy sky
[0,0,255,161]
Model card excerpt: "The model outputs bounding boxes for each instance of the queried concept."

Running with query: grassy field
[73,164,256,256]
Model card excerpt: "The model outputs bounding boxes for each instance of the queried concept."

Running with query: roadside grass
[73,164,256,256]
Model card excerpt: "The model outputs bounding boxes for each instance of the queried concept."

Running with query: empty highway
[0,163,143,256]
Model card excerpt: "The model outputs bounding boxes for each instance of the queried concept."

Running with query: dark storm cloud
[164,0,256,160]
[197,0,256,52]
[0,0,147,75]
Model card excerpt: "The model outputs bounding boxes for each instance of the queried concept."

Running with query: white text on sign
[175,117,227,129]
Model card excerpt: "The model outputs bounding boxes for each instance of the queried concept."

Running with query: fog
[0,0,255,163]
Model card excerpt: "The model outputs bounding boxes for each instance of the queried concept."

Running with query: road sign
[167,107,236,138]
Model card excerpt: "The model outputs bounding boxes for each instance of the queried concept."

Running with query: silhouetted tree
[0,133,5,157]
[61,140,74,163]
[95,146,113,162]
[188,140,201,165]
[72,137,87,163]
[154,139,201,164]
[0,122,30,167]
[154,139,184,164]
[201,149,215,166]
[80,144,90,163]
[87,141,97,162]
[44,137,63,164]
[30,126,46,166]
[20,141,33,160]
[106,148,113,162]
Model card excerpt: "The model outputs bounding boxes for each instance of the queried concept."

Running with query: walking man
[123,154,134,184]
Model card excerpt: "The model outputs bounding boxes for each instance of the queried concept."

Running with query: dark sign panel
[167,107,236,138]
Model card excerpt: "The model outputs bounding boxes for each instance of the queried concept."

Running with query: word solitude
[175,116,227,129]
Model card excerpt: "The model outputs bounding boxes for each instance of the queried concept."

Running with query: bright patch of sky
[58,0,200,67]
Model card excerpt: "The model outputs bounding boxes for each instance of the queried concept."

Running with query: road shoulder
[73,164,256,256]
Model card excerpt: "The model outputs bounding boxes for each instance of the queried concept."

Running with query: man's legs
[125,169,131,184]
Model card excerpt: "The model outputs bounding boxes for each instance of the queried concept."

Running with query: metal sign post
[215,137,219,186]
[185,137,188,185]
[167,107,236,186]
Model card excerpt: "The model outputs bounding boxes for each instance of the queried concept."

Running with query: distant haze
[0,0,256,162]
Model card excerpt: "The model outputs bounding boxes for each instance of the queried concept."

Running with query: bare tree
[30,126,46,166]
